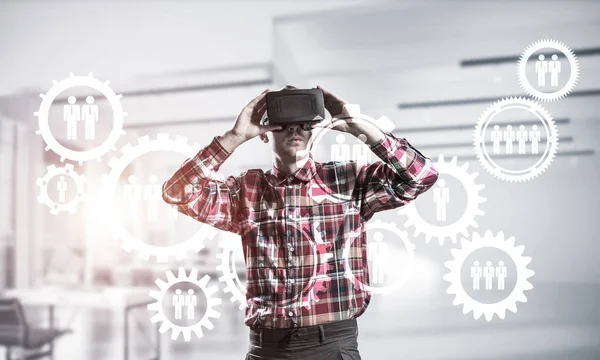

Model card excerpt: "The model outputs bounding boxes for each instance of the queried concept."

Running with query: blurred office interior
[0,1,599,359]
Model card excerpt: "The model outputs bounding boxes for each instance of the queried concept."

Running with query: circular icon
[517,39,579,101]
[443,230,535,321]
[37,164,86,215]
[474,97,558,183]
[34,72,127,165]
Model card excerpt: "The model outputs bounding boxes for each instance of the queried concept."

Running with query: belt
[249,319,358,346]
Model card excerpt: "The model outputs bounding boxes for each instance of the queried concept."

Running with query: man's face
[265,124,312,159]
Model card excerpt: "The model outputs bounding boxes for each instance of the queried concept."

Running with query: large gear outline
[34,72,127,165]
[397,155,486,245]
[36,164,86,215]
[148,267,221,341]
[517,39,579,102]
[342,219,416,295]
[474,97,558,183]
[102,134,222,262]
[215,233,247,310]
[443,230,535,321]
[296,104,395,204]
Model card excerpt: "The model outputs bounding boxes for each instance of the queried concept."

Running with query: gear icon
[102,134,221,262]
[342,219,416,295]
[398,155,486,245]
[517,39,579,102]
[34,72,127,165]
[443,230,535,321]
[215,233,247,310]
[474,97,558,183]
[148,267,221,341]
[37,164,86,215]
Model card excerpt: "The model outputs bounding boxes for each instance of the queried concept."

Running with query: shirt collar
[269,152,317,185]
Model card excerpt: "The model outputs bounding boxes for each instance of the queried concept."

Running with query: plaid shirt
[162,131,438,329]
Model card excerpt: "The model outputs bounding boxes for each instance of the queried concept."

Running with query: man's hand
[231,89,282,143]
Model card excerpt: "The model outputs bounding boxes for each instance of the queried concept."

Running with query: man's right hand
[230,89,282,143]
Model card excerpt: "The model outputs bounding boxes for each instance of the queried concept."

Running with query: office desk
[4,287,160,360]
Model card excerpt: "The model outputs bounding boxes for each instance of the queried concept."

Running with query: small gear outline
[147,267,221,341]
[397,155,486,245]
[102,133,222,262]
[34,72,127,165]
[517,39,579,102]
[342,219,416,295]
[215,233,247,310]
[443,230,535,321]
[473,97,558,183]
[36,164,86,215]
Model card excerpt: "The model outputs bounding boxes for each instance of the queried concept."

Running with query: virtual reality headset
[264,87,325,130]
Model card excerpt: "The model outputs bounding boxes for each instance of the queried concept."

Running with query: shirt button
[288,311,294,317]
[290,279,295,284]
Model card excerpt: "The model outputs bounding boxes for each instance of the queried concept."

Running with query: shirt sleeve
[162,136,243,234]
[354,132,439,221]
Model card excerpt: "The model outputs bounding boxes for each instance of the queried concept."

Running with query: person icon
[143,175,161,222]
[432,178,450,222]
[495,260,508,290]
[186,289,197,320]
[535,54,548,87]
[368,232,388,285]
[516,125,528,155]
[124,175,141,220]
[483,260,495,291]
[352,133,371,168]
[56,176,68,203]
[331,134,351,162]
[490,124,502,155]
[529,125,542,154]
[471,260,482,290]
[63,96,80,140]
[503,125,515,155]
[548,54,561,87]
[173,289,184,320]
[82,95,99,140]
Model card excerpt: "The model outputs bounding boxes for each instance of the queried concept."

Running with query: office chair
[0,298,71,360]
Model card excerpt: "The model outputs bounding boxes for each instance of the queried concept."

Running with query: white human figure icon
[173,289,184,320]
[368,232,388,285]
[483,260,495,290]
[516,125,528,155]
[471,260,483,290]
[535,54,548,87]
[432,178,450,221]
[331,134,351,161]
[186,289,197,320]
[143,175,161,222]
[56,176,68,203]
[490,124,502,155]
[124,175,142,220]
[548,54,561,87]
[529,125,542,155]
[81,95,99,140]
[63,96,80,140]
[352,133,371,168]
[503,125,515,154]
[495,260,508,290]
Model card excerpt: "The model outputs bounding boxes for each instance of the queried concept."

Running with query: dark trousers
[246,319,362,360]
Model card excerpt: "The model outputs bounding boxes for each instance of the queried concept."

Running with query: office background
[0,1,599,359]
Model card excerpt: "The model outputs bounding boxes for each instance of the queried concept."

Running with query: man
[162,86,438,359]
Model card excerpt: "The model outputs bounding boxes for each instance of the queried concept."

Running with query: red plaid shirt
[162,132,438,329]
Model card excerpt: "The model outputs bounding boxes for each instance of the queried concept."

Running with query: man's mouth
[288,137,303,142]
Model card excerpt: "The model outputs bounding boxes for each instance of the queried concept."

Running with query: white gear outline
[36,164,86,215]
[398,155,486,245]
[517,39,579,102]
[443,230,535,321]
[148,267,221,341]
[34,72,127,165]
[102,134,222,262]
[296,104,395,204]
[342,219,416,295]
[215,234,247,310]
[474,97,558,183]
